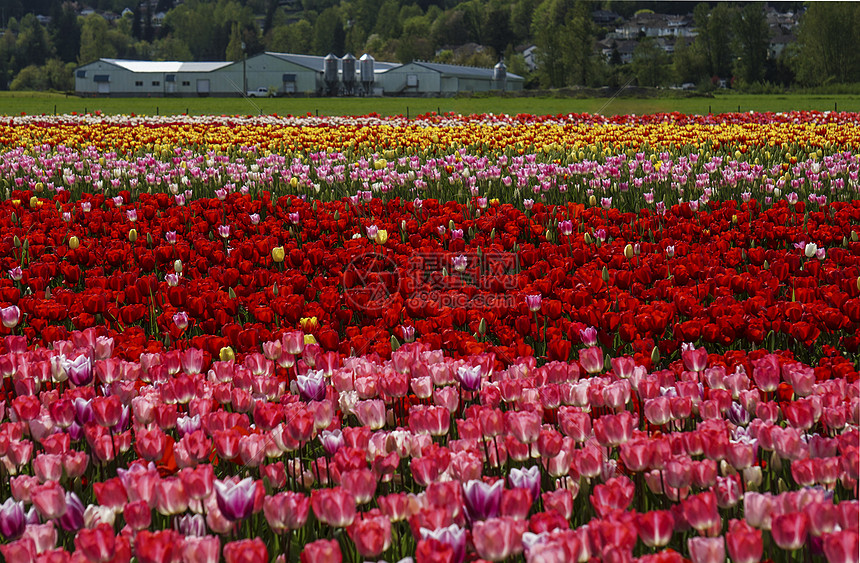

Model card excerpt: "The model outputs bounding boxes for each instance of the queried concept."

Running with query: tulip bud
[852,231,859,242]
[128,229,138,243]
[449,220,455,231]
[272,283,278,296]
[844,236,849,248]
[623,244,634,259]
[589,195,597,207]
[545,229,552,242]
[762,260,769,270]
[272,246,285,263]
[334,211,340,221]
[602,266,609,283]
[11,212,17,224]
[289,177,298,189]
[478,318,487,336]
[146,233,154,246]
[856,276,860,292]
[69,236,80,250]
[228,287,237,300]
[219,347,235,361]
[651,346,660,366]
[584,232,593,244]
[313,201,318,213]
[173,260,182,274]
[13,236,21,248]
[732,214,738,224]
[490,228,495,240]
[401,220,407,231]
[390,335,400,351]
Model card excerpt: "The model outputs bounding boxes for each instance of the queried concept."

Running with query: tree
[732,3,769,86]
[49,2,81,65]
[266,20,313,54]
[631,37,669,87]
[312,7,345,55]
[531,0,594,88]
[79,13,116,64]
[152,36,193,60]
[226,22,244,61]
[10,65,48,91]
[373,0,402,40]
[673,36,706,85]
[792,3,860,85]
[16,13,53,69]
[691,2,734,80]
[483,1,513,56]
[531,0,574,87]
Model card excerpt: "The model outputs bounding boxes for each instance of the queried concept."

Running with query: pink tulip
[772,512,809,551]
[579,346,604,374]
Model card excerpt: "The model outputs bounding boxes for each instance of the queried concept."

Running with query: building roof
[94,59,232,73]
[264,52,401,73]
[390,61,523,81]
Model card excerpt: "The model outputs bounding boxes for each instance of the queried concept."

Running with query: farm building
[75,59,234,97]
[246,52,402,96]
[377,61,523,96]
[74,54,522,97]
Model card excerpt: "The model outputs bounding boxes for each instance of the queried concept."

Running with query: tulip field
[0,109,856,563]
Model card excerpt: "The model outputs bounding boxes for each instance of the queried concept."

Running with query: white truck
[246,87,273,97]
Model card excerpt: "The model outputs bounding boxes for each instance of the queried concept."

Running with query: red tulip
[688,537,724,563]
[472,516,527,561]
[771,512,809,551]
[223,538,268,563]
[134,530,184,563]
[822,529,859,563]
[726,519,762,563]
[638,510,674,547]
[682,491,719,534]
[347,511,392,558]
[300,539,341,563]
[311,487,356,528]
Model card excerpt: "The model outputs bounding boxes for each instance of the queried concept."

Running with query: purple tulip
[58,492,84,532]
[74,398,93,425]
[421,524,466,563]
[456,365,482,392]
[462,479,503,522]
[320,429,344,457]
[67,355,93,386]
[525,294,542,312]
[296,371,326,402]
[0,499,25,539]
[214,477,256,521]
[508,466,541,502]
[176,513,207,536]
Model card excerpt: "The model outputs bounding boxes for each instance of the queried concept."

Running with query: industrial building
[75,53,523,97]
[74,59,235,97]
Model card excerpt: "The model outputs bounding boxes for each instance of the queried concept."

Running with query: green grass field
[0,91,857,117]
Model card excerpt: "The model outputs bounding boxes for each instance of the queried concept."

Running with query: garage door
[197,79,210,96]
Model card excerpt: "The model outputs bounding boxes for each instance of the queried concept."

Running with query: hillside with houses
[0,0,856,94]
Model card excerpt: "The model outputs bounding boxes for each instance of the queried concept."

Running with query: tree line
[1,0,858,92]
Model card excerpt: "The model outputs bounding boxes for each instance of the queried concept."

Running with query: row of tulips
[0,188,858,369]
[0,142,858,212]
[1,111,857,157]
[0,329,854,562]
